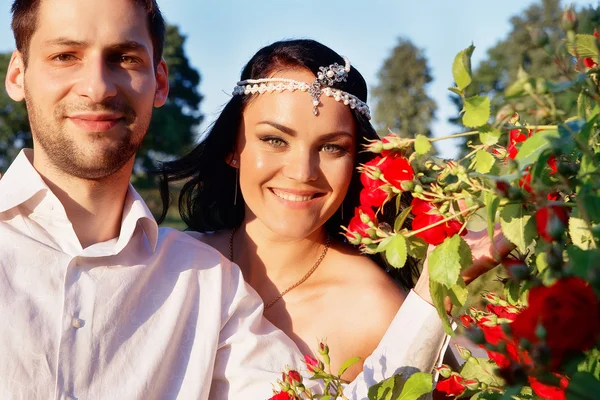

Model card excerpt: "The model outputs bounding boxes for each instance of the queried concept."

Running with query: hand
[461,224,514,285]
[413,225,514,309]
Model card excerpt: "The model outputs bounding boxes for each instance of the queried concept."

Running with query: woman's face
[236,67,357,239]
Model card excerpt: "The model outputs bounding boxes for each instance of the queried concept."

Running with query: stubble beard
[25,89,152,180]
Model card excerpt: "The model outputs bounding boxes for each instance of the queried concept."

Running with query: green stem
[406,204,481,238]
[429,130,480,143]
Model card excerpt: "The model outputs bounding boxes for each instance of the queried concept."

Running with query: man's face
[14,0,168,179]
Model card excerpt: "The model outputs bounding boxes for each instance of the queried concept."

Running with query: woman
[158,39,503,380]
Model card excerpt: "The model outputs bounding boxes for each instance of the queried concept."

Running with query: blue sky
[0,0,596,158]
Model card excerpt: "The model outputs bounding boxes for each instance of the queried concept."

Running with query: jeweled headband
[232,56,371,120]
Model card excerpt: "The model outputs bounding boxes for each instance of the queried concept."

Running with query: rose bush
[271,9,600,400]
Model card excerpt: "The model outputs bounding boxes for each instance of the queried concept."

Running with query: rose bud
[561,7,578,31]
[536,206,568,242]
[502,258,530,281]
[436,364,453,379]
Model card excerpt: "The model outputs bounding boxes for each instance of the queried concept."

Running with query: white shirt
[0,150,448,399]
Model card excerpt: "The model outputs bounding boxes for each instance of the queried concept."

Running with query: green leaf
[452,44,475,90]
[536,252,549,273]
[428,235,473,287]
[570,216,593,250]
[504,279,522,305]
[578,90,592,119]
[448,87,462,96]
[578,153,600,185]
[567,34,600,58]
[484,192,500,241]
[566,371,600,400]
[499,204,536,253]
[406,237,428,260]
[448,277,468,308]
[465,206,488,233]
[430,280,454,336]
[578,114,600,146]
[474,150,495,174]
[375,236,394,253]
[414,134,432,155]
[337,356,361,377]
[397,372,433,400]
[566,246,600,280]
[368,374,403,400]
[578,349,600,380]
[394,206,413,232]
[459,357,506,387]
[504,78,527,98]
[479,128,502,146]
[462,96,491,128]
[514,130,560,171]
[385,234,408,269]
[470,390,504,400]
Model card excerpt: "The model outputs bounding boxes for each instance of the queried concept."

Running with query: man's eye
[108,55,139,65]
[53,54,76,62]
[120,56,138,64]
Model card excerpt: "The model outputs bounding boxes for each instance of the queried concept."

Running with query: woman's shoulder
[320,242,407,332]
[185,230,231,258]
[326,242,407,303]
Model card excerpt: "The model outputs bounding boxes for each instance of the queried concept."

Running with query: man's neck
[33,154,133,249]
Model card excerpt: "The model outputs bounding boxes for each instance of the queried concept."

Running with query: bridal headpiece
[232,56,371,119]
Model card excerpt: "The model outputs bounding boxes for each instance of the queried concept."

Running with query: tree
[136,24,203,176]
[450,0,600,154]
[372,38,436,138]
[0,53,31,172]
[0,24,203,175]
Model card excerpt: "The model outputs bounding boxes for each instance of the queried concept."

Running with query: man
[0,0,448,398]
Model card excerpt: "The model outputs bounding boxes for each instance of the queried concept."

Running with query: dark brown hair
[156,39,420,289]
[11,0,166,66]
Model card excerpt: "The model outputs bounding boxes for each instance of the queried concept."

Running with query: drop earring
[233,164,239,206]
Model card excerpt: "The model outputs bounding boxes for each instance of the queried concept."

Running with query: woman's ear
[225,153,239,168]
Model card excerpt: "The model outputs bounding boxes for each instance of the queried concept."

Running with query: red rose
[584,57,598,69]
[511,278,600,370]
[380,134,396,157]
[478,318,507,346]
[508,129,530,159]
[378,154,414,190]
[486,304,519,321]
[285,370,302,384]
[346,206,377,241]
[460,315,474,328]
[268,392,294,400]
[529,374,568,400]
[360,157,383,187]
[303,354,320,373]
[487,350,511,368]
[360,187,387,208]
[547,155,557,174]
[436,375,466,396]
[536,206,568,242]
[411,198,466,246]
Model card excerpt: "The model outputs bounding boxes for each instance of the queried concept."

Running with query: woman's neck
[232,220,329,293]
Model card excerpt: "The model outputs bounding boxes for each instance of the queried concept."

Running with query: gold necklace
[229,228,331,310]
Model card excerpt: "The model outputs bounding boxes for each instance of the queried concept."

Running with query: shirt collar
[0,149,49,214]
[0,149,158,253]
[116,185,159,253]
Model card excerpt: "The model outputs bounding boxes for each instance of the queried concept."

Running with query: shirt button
[71,317,85,329]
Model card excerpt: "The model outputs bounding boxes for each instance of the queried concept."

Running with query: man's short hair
[10,0,166,67]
